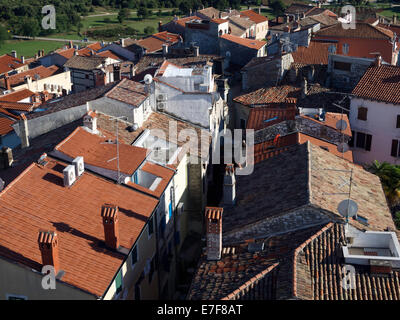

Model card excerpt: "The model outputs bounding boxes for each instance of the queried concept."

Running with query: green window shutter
[115,270,122,294]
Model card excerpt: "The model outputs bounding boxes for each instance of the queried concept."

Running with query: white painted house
[349,61,400,165]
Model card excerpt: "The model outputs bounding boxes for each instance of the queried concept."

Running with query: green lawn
[81,11,176,38]
[377,7,400,18]
[0,39,70,58]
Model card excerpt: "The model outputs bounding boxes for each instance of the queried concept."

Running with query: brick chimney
[4,75,10,91]
[374,54,382,67]
[223,164,236,206]
[101,204,120,249]
[38,230,60,274]
[205,207,223,261]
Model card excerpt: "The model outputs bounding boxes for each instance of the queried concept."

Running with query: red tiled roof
[55,127,148,175]
[298,132,353,162]
[105,78,148,107]
[0,117,15,135]
[234,85,299,105]
[210,18,228,24]
[96,50,122,61]
[127,161,175,198]
[0,101,35,112]
[291,41,334,65]
[240,10,268,24]
[0,157,158,297]
[0,54,27,75]
[253,131,353,164]
[0,89,35,103]
[352,64,400,105]
[1,65,59,88]
[301,112,352,137]
[247,107,296,130]
[87,42,103,51]
[56,48,76,59]
[136,32,181,53]
[176,16,202,27]
[220,34,266,50]
[315,22,393,39]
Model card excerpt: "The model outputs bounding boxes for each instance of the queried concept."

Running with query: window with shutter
[365,134,372,151]
[356,132,366,149]
[392,139,399,157]
[115,270,122,294]
[357,107,368,121]
[397,116,400,128]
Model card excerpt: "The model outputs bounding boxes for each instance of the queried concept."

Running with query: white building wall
[13,71,72,95]
[350,97,400,165]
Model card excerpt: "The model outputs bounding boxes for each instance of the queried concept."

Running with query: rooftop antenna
[323,167,356,234]
[332,97,350,160]
[106,115,128,184]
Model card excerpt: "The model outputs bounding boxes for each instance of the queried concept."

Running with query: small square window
[357,107,368,121]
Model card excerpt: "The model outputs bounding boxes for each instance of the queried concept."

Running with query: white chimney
[72,156,84,177]
[63,165,76,187]
[223,164,236,206]
[162,43,168,56]
[11,50,17,58]
[83,110,97,133]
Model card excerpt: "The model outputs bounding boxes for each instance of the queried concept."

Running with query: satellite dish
[336,119,347,131]
[337,142,349,153]
[144,74,153,84]
[338,199,358,218]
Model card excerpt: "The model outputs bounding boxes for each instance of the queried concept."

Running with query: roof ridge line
[221,262,279,300]
[291,222,334,298]
[54,126,82,151]
[0,162,37,198]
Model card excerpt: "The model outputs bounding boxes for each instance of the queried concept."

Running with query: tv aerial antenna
[332,96,351,160]
[105,115,128,184]
[323,167,357,233]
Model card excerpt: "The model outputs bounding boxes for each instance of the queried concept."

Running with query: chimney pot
[205,207,223,261]
[4,75,11,91]
[38,231,60,274]
[11,50,17,58]
[101,204,120,249]
[374,54,382,67]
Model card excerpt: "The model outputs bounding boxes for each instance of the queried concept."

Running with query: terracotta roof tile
[0,89,35,102]
[105,78,148,107]
[220,34,266,50]
[240,10,268,24]
[315,22,394,39]
[197,7,221,19]
[55,127,148,175]
[223,142,393,234]
[294,223,400,300]
[0,65,59,88]
[0,157,158,297]
[0,101,35,112]
[246,106,297,130]
[0,54,27,75]
[134,32,181,53]
[352,65,400,105]
[0,117,15,135]
[292,41,335,65]
[64,55,106,70]
[96,50,122,61]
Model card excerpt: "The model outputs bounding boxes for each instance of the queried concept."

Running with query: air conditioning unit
[157,102,166,111]
[177,202,184,216]
[63,165,76,187]
[72,156,84,177]
[157,93,167,101]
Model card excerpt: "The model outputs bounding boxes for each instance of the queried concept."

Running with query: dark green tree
[0,25,10,48]
[137,6,149,19]
[269,0,286,16]
[118,7,131,23]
